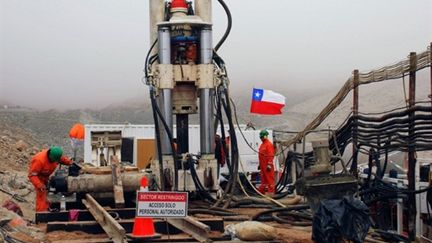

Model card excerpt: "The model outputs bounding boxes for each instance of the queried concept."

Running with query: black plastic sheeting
[312,196,371,243]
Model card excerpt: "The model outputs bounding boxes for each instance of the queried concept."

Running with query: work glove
[266,164,272,172]
[72,162,82,169]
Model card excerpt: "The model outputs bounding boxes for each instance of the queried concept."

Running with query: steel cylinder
[158,89,173,154]
[200,27,213,64]
[200,88,215,154]
[149,0,165,55]
[66,172,147,193]
[157,27,173,155]
[199,27,214,154]
[158,27,171,64]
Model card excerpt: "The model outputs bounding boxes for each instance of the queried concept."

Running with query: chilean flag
[250,88,285,115]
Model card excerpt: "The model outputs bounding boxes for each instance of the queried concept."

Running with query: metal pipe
[157,90,173,154]
[157,27,173,155]
[66,173,147,193]
[407,52,417,241]
[199,27,214,154]
[158,27,171,64]
[200,89,215,154]
[200,28,213,64]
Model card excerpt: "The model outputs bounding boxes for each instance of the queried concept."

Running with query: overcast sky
[1,0,431,109]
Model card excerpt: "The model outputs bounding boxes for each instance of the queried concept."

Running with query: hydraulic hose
[144,39,165,189]
[214,0,232,52]
[251,204,310,220]
[150,89,165,189]
[152,95,179,191]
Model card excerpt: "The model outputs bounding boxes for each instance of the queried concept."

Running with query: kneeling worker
[28,146,73,212]
[258,130,275,194]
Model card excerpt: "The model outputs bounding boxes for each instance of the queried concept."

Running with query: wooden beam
[46,217,224,234]
[49,238,112,243]
[351,69,359,177]
[36,208,136,223]
[82,194,127,243]
[167,216,211,243]
[407,52,417,241]
[49,235,256,243]
[47,220,134,234]
[111,155,125,208]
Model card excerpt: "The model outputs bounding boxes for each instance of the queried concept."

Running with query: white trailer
[83,124,275,173]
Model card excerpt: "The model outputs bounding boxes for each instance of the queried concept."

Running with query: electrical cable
[214,0,232,52]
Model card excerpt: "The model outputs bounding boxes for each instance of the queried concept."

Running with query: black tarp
[312,196,371,243]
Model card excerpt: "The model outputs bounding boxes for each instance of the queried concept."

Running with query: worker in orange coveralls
[28,146,72,212]
[258,130,275,194]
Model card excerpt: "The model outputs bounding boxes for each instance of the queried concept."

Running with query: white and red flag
[250,88,285,115]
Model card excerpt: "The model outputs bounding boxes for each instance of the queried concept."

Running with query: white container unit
[84,124,155,166]
[84,124,274,173]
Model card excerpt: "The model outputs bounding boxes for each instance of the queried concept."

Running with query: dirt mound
[0,122,43,172]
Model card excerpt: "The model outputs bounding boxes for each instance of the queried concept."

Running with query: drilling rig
[145,0,228,193]
[49,0,236,206]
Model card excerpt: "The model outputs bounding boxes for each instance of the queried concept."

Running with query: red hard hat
[171,0,188,9]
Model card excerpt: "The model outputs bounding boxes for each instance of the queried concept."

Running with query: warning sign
[136,191,188,218]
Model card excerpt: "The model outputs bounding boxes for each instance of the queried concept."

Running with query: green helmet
[259,129,269,138]
[49,146,63,162]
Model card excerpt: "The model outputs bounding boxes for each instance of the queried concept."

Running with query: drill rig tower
[148,0,219,192]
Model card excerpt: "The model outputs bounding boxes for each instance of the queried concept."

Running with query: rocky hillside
[0,71,429,157]
[0,121,43,222]
[0,122,42,172]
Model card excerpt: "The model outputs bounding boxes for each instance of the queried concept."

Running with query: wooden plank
[48,237,279,243]
[167,216,211,243]
[49,239,112,243]
[36,208,136,223]
[46,220,132,234]
[46,218,225,234]
[48,235,250,243]
[82,194,127,243]
[111,155,125,208]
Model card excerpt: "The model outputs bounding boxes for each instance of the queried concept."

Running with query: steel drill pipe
[66,173,147,193]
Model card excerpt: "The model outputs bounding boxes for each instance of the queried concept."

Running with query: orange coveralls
[28,149,72,212]
[258,138,275,194]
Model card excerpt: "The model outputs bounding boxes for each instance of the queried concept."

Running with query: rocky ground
[0,122,45,242]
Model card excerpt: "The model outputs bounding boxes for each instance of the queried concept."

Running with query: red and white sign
[136,191,188,218]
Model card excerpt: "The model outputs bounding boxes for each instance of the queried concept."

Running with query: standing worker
[28,146,73,212]
[258,130,275,194]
